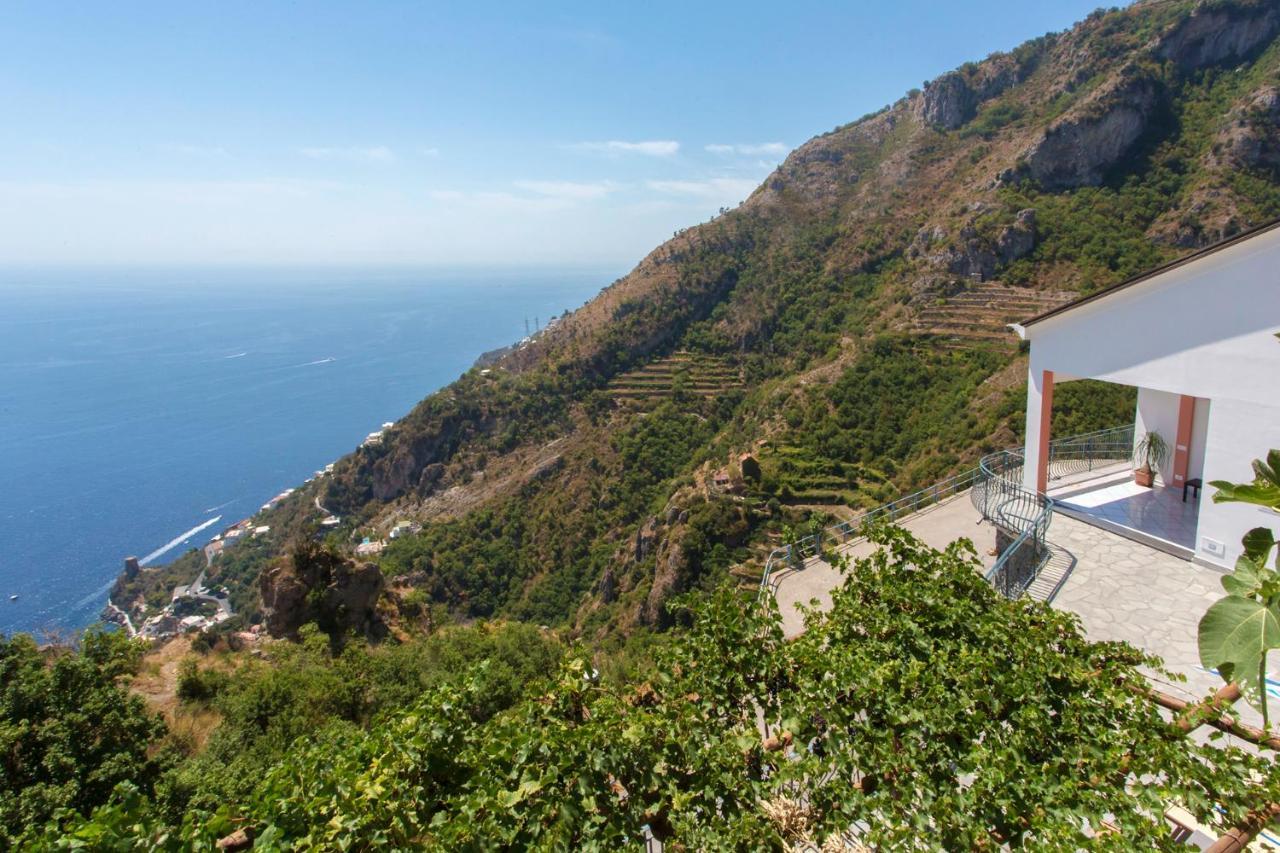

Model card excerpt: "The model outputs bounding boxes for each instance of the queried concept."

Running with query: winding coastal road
[173,570,232,618]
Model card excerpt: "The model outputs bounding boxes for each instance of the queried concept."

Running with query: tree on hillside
[0,629,168,848]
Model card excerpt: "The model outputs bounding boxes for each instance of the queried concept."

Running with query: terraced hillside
[912,283,1078,349]
[606,351,743,406]
[751,442,886,509]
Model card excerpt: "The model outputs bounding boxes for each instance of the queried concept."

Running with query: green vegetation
[152,0,1280,639]
[1046,378,1137,438]
[25,4,1280,844]
[0,620,564,847]
[1201,449,1280,726]
[0,630,168,849]
[1136,429,1172,476]
[31,528,1280,848]
[790,338,1007,481]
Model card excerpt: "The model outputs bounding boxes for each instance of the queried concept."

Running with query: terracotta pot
[1134,467,1154,488]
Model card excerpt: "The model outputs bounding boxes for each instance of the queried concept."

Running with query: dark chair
[1183,478,1202,503]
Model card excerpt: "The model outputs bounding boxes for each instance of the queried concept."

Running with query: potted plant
[1134,430,1170,488]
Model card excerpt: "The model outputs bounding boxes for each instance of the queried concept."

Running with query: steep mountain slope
[167,0,1280,641]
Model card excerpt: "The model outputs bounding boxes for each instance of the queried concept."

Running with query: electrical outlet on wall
[1201,537,1225,558]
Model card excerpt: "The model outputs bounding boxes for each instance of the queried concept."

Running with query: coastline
[102,599,136,637]
[3,272,605,640]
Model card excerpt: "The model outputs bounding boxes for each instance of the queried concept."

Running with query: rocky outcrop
[916,55,1025,130]
[1021,70,1159,189]
[918,72,978,130]
[634,516,659,562]
[758,109,900,209]
[1148,185,1249,248]
[1212,86,1280,172]
[1155,1,1280,71]
[260,543,386,640]
[907,206,1037,282]
[595,566,617,604]
[641,537,688,628]
[996,209,1037,263]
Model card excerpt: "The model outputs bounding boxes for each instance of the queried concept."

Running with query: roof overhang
[1017,216,1280,332]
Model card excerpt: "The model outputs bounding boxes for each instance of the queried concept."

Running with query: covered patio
[1013,220,1280,571]
[1041,416,1204,559]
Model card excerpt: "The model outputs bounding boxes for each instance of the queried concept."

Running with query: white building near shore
[1014,219,1280,570]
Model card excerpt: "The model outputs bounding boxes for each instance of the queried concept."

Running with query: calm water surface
[0,267,613,635]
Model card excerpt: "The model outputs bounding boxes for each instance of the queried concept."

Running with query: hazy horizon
[1,0,1106,269]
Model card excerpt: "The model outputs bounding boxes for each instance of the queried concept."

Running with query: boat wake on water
[140,516,222,566]
[72,578,118,610]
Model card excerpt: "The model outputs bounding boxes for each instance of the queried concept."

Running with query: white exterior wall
[1020,225,1280,569]
[1197,398,1280,567]
[1021,368,1052,493]
[1133,387,1180,486]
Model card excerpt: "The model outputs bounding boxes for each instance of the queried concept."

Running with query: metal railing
[975,449,1054,598]
[1046,424,1134,480]
[757,466,983,598]
[756,424,1131,603]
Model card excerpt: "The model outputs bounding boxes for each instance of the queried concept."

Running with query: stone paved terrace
[772,494,997,638]
[770,490,1261,729]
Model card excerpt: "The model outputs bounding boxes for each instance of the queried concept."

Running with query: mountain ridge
[116,0,1280,641]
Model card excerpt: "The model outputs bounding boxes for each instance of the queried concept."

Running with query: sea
[0,267,615,637]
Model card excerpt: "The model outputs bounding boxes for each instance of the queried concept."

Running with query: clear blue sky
[0,1,1106,267]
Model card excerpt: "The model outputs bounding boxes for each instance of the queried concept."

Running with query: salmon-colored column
[1036,370,1054,494]
[1171,395,1195,487]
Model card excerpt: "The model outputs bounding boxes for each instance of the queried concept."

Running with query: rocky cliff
[259,542,386,641]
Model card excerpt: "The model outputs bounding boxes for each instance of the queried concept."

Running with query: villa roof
[1018,215,1280,329]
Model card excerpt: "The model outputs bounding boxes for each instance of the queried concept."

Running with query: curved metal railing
[756,424,1131,602]
[1045,424,1134,480]
[975,449,1054,599]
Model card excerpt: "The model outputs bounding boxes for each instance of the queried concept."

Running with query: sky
[0,1,1109,268]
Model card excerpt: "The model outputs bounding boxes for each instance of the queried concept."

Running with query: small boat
[8,594,17,601]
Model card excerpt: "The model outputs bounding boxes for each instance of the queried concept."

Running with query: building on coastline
[389,520,419,540]
[355,537,386,557]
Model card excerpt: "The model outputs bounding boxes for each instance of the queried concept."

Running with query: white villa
[762,221,1280,846]
[1014,218,1280,570]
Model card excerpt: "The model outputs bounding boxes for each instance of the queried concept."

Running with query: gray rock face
[595,566,617,604]
[940,226,999,281]
[1215,86,1280,172]
[996,209,1037,263]
[641,538,687,628]
[1156,2,1280,71]
[634,516,659,562]
[1023,73,1159,190]
[909,206,1036,282]
[260,545,385,639]
[919,72,977,130]
[916,55,1024,130]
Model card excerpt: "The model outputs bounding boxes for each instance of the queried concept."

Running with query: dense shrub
[0,630,168,847]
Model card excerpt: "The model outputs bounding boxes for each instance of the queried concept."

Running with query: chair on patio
[1182,477,1202,503]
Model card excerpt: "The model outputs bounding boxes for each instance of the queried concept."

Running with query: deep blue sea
[0,268,614,636]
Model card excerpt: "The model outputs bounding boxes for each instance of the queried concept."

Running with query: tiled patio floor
[1043,513,1227,703]
[1049,464,1200,555]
